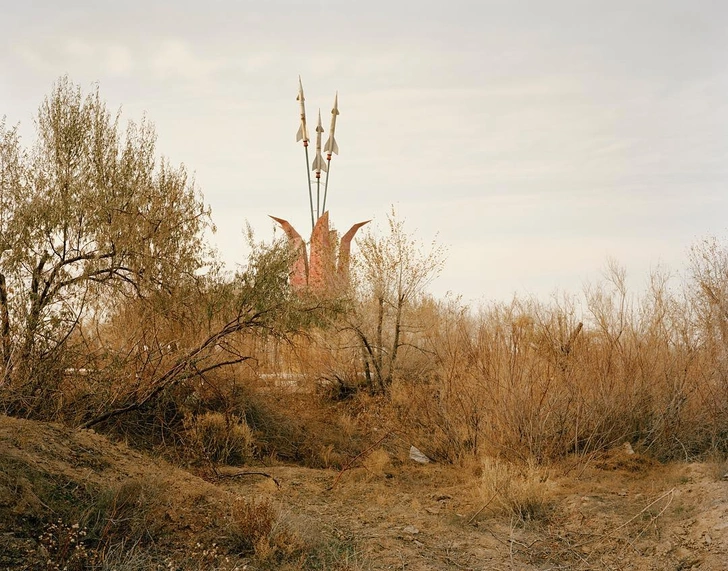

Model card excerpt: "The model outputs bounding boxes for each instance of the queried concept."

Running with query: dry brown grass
[83,476,166,552]
[227,498,305,564]
[384,261,728,466]
[479,457,556,524]
[184,411,255,465]
[361,448,392,478]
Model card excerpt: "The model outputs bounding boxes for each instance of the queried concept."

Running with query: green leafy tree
[0,77,212,393]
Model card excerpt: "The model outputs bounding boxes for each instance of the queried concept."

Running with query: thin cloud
[148,39,226,81]
[105,45,134,76]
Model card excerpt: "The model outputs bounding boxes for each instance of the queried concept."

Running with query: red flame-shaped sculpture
[270,212,369,293]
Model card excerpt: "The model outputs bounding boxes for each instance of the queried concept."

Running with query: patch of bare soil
[1,414,727,570]
[222,451,728,570]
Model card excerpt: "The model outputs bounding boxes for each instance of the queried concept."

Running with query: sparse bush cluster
[3,77,728,471]
[403,258,728,463]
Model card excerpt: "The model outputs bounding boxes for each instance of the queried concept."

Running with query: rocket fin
[311,154,328,172]
[324,136,339,155]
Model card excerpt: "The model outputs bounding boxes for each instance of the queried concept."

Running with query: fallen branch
[608,487,675,537]
[467,491,499,524]
[628,487,675,547]
[81,312,265,429]
[216,470,281,488]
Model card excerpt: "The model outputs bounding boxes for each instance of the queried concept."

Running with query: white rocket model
[311,110,327,179]
[296,76,309,144]
[324,92,339,157]
[296,76,315,229]
[321,92,339,214]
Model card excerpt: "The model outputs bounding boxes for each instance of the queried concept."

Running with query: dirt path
[218,463,518,570]
[220,456,728,570]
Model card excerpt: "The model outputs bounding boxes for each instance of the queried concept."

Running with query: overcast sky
[2,1,727,303]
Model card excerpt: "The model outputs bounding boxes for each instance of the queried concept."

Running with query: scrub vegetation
[2,78,728,570]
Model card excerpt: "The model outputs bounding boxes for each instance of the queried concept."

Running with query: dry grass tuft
[184,411,255,465]
[480,457,555,524]
[83,476,165,553]
[227,498,305,564]
[361,448,391,477]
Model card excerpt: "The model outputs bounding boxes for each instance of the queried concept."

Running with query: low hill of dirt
[1,414,727,570]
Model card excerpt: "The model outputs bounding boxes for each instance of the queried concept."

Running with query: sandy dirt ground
[221,456,728,570]
[1,415,727,570]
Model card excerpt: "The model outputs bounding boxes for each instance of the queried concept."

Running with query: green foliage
[0,76,212,408]
[238,227,345,332]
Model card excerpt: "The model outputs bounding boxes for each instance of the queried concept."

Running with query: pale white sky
[2,1,727,303]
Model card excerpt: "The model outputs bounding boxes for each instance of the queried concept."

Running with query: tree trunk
[375,294,384,378]
[0,272,11,382]
[360,344,373,394]
[19,254,50,380]
[385,293,405,388]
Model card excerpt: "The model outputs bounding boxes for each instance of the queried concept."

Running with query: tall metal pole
[312,109,327,221]
[322,157,331,215]
[304,143,315,230]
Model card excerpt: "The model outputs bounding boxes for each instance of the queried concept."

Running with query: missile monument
[270,77,369,293]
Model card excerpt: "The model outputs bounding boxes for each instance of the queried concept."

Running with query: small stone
[409,446,431,464]
[403,525,419,535]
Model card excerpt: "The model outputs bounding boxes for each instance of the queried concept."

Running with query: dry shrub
[3,466,167,569]
[0,354,75,421]
[244,392,365,468]
[83,477,165,553]
[184,411,254,465]
[480,457,555,524]
[394,260,728,464]
[389,378,470,463]
[227,498,304,563]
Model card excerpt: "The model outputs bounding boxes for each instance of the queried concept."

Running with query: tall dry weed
[396,260,728,464]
